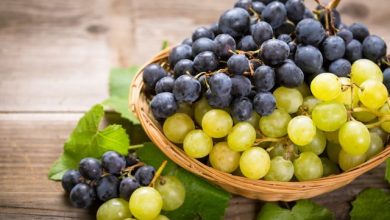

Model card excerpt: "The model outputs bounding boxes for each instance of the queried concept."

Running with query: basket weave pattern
[130,48,390,201]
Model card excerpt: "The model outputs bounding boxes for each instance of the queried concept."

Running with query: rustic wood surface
[0,0,389,219]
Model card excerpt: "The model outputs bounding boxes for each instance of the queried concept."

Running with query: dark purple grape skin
[231,75,252,97]
[125,154,139,167]
[234,0,253,12]
[142,64,168,90]
[214,34,236,59]
[96,175,120,202]
[253,65,275,92]
[174,59,194,78]
[155,76,175,94]
[322,36,346,61]
[218,8,250,38]
[134,165,155,186]
[294,45,323,74]
[252,2,266,15]
[168,44,192,67]
[192,27,215,41]
[231,97,253,121]
[173,75,201,103]
[62,170,82,193]
[296,18,326,46]
[345,39,363,63]
[150,92,177,119]
[69,183,95,208]
[251,21,273,46]
[285,0,305,23]
[261,1,287,29]
[349,23,370,42]
[329,59,351,77]
[238,35,258,51]
[362,35,387,62]
[275,61,304,88]
[182,38,193,46]
[79,158,102,181]
[319,9,341,29]
[260,39,290,66]
[205,89,232,108]
[101,151,126,175]
[209,22,221,36]
[274,22,295,36]
[253,92,276,116]
[383,68,390,92]
[337,29,353,44]
[209,73,232,95]
[277,34,292,44]
[303,8,315,19]
[192,38,216,56]
[227,54,250,75]
[193,51,219,73]
[119,177,141,200]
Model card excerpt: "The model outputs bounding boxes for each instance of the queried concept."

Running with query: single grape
[329,59,351,77]
[269,142,299,161]
[337,28,353,44]
[150,92,177,119]
[209,142,241,173]
[214,34,236,59]
[227,54,250,75]
[227,122,256,152]
[285,0,305,23]
[194,97,213,126]
[253,92,276,116]
[154,215,170,220]
[260,39,290,66]
[326,142,341,163]
[156,176,186,211]
[231,97,253,121]
[174,59,194,78]
[310,73,342,101]
[240,147,271,180]
[182,38,192,46]
[366,133,384,159]
[295,19,325,46]
[312,102,347,132]
[192,26,214,41]
[345,40,363,63]
[251,21,273,46]
[135,165,155,186]
[237,35,258,51]
[273,87,303,113]
[129,187,163,220]
[205,89,232,108]
[339,121,371,155]
[277,34,292,44]
[358,80,388,109]
[96,175,120,202]
[293,152,323,181]
[321,36,346,61]
[287,116,316,146]
[252,2,266,15]
[163,113,195,144]
[379,104,390,133]
[261,1,287,29]
[173,75,201,103]
[294,45,323,74]
[370,127,388,143]
[168,45,192,67]
[120,177,140,200]
[275,61,304,88]
[383,68,390,92]
[339,149,366,171]
[155,76,175,94]
[192,37,216,57]
[143,64,168,91]
[301,96,320,114]
[61,170,82,193]
[183,130,213,158]
[69,183,95,208]
[193,51,219,73]
[209,73,232,95]
[298,130,326,155]
[362,35,387,62]
[320,157,340,177]
[259,109,291,138]
[177,102,194,118]
[231,75,251,97]
[218,8,250,38]
[264,156,294,182]
[239,111,261,129]
[79,158,102,180]
[349,23,370,42]
[102,151,126,175]
[334,77,359,108]
[303,8,315,19]
[253,65,275,92]
[202,109,233,138]
[350,59,383,86]
[97,198,132,220]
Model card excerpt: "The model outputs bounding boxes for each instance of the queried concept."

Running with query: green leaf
[386,158,390,184]
[257,200,334,220]
[48,104,130,180]
[136,142,231,220]
[350,188,390,220]
[161,40,169,50]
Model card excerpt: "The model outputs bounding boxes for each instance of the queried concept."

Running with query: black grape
[328,59,351,77]
[134,165,156,186]
[337,28,353,44]
[253,92,276,116]
[214,34,236,59]
[383,68,390,92]
[262,1,287,29]
[193,51,219,73]
[192,38,216,56]
[61,170,82,193]
[276,61,304,87]
[142,64,168,90]
[231,97,253,121]
[218,8,250,38]
[227,54,250,75]
[252,2,266,15]
[173,75,201,103]
[274,22,295,36]
[296,18,325,46]
[96,175,119,202]
[253,65,275,92]
[174,59,194,78]
[209,73,232,94]
[150,92,177,119]
[205,89,232,108]
[322,36,346,61]
[349,23,370,42]
[79,158,102,180]
[101,151,126,175]
[238,35,258,51]
[231,75,252,97]
[345,39,363,63]
[234,0,253,12]
[251,21,273,46]
[155,76,175,94]
[277,34,292,44]
[69,183,95,208]
[260,39,290,66]
[125,154,139,167]
[303,8,315,19]
[362,35,387,62]
[168,44,192,67]
[285,0,305,23]
[119,177,140,200]
[192,27,215,41]
[294,45,323,74]
[182,38,193,46]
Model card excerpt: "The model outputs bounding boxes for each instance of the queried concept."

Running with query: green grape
[296,82,311,98]
[227,122,256,152]
[259,109,291,138]
[202,109,233,138]
[129,187,162,220]
[365,133,384,159]
[293,152,323,181]
[183,130,213,158]
[269,142,299,161]
[339,121,370,155]
[163,113,195,144]
[334,77,359,108]
[234,111,261,129]
[264,156,294,182]
[370,127,388,143]
[287,116,316,146]
[273,87,303,113]
[358,80,388,109]
[312,102,347,132]
[352,111,377,122]
[320,157,340,177]
[153,215,170,220]
[194,97,213,126]
[298,130,326,155]
[351,59,383,86]
[177,102,194,118]
[209,142,241,173]
[301,96,320,114]
[339,149,366,171]
[326,142,341,163]
[97,198,132,220]
[155,176,185,211]
[240,147,271,179]
[310,73,342,101]
[379,104,390,132]
[324,130,339,144]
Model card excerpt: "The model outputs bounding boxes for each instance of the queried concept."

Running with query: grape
[370,127,388,143]
[177,102,194,118]
[194,98,213,125]
[352,111,376,123]
[259,109,291,138]
[310,73,342,101]
[129,187,163,220]
[168,44,192,67]
[296,82,311,98]
[163,113,195,144]
[339,121,371,155]
[209,142,241,173]
[209,73,232,94]
[379,104,390,133]
[298,130,326,155]
[173,75,201,103]
[218,8,250,38]
[294,45,323,74]
[329,59,351,78]
[260,39,290,66]
[325,130,339,144]
[358,80,388,109]
[97,198,132,220]
[261,1,287,29]
[69,183,95,208]
[79,158,102,180]
[253,65,275,92]
[320,157,340,177]
[285,0,305,23]
[192,38,216,57]
[269,142,299,161]
[303,8,314,19]
[205,89,232,108]
[295,19,325,46]
[252,2,266,15]
[202,109,233,138]
[193,51,219,73]
[350,59,383,86]
[120,177,140,200]
[345,40,363,63]
[192,27,214,41]
[362,35,387,62]
[253,92,276,116]
[383,68,390,92]
[337,28,353,44]
[214,34,236,59]
[102,151,126,175]
[366,133,384,159]
[274,22,295,36]
[135,165,156,186]
[182,38,192,46]
[125,154,139,167]
[326,142,341,163]
[227,122,256,152]
[154,215,170,220]
[238,35,258,51]
[231,75,251,97]
[293,152,323,181]
[183,130,213,158]
[339,149,366,171]
[301,96,319,114]
[321,36,346,61]
[155,76,175,94]
[334,77,359,107]
[241,111,261,129]
[96,175,120,202]
[231,97,253,121]
[62,170,82,193]
[275,61,304,88]
[349,23,370,42]
[234,0,252,11]
[273,87,303,113]
[156,176,185,211]
[227,54,250,75]
[287,116,316,146]
[251,21,273,46]
[150,92,177,119]
[143,64,168,90]
[277,34,292,44]
[264,156,294,182]
[240,147,271,179]
[174,59,194,78]
[312,102,347,132]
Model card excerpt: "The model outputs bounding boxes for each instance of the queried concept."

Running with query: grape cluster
[143,0,389,182]
[61,151,185,220]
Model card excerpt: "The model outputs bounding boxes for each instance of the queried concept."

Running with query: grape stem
[365,116,390,129]
[352,107,384,117]
[121,161,145,178]
[254,137,284,145]
[128,144,144,150]
[149,160,168,187]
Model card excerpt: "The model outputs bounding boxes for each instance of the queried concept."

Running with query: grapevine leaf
[350,188,390,220]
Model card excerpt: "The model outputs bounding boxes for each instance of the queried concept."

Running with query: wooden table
[0,0,389,219]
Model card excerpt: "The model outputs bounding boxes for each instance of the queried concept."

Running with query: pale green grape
[358,80,388,109]
[298,130,326,155]
[97,198,132,220]
[177,102,194,118]
[227,122,256,152]
[202,109,233,138]
[310,73,342,101]
[352,111,377,123]
[334,77,359,108]
[153,215,170,220]
[243,112,261,129]
[312,102,347,132]
[183,130,213,158]
[365,133,384,159]
[320,157,340,177]
[264,156,294,182]
[194,97,213,126]
[293,152,323,181]
[351,59,383,86]
[259,109,291,138]
[287,116,316,146]
[240,147,271,179]
[324,130,339,144]
[209,142,241,173]
[273,87,303,113]
[339,121,370,155]
[370,127,388,143]
[269,142,299,161]
[379,104,390,133]
[301,96,320,114]
[129,187,162,220]
[296,82,311,98]
[326,142,341,163]
[339,149,366,171]
[155,176,185,211]
[163,113,195,144]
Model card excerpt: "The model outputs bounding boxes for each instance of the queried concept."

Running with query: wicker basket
[130,47,390,201]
